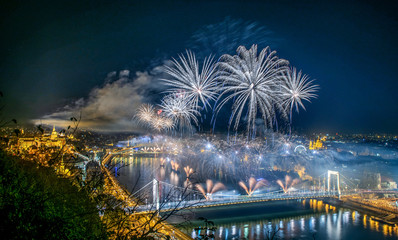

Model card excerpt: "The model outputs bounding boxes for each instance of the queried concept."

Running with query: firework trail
[239,177,268,196]
[215,44,288,137]
[162,50,219,110]
[184,166,194,178]
[170,160,180,172]
[196,179,226,200]
[189,17,278,59]
[183,166,194,188]
[277,175,300,193]
[160,158,166,166]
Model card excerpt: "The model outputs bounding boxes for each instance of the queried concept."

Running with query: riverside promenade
[101,153,192,240]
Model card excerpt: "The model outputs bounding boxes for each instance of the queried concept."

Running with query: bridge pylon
[153,179,160,212]
[327,170,341,197]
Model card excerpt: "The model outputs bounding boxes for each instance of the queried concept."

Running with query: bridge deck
[136,191,344,213]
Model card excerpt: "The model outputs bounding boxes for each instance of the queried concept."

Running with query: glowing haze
[33,71,162,132]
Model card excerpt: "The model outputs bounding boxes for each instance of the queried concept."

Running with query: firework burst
[159,93,199,131]
[136,104,156,127]
[183,166,194,188]
[216,44,288,136]
[162,50,219,110]
[276,175,300,193]
[135,104,174,132]
[281,67,319,123]
[238,177,267,196]
[196,179,226,200]
[151,114,174,132]
[184,166,194,178]
[170,160,180,172]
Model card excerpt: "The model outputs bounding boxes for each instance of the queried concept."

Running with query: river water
[110,154,398,240]
[177,200,398,240]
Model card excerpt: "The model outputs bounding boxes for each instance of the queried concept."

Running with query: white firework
[159,93,199,131]
[151,114,175,132]
[162,50,218,110]
[216,45,289,135]
[281,67,319,123]
[161,117,175,131]
[135,103,174,132]
[136,104,156,127]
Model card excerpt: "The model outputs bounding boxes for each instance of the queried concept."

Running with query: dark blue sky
[1,0,397,134]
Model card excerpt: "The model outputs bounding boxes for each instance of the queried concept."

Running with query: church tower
[50,125,58,140]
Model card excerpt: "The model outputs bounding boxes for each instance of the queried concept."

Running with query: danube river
[176,200,398,240]
[110,155,398,240]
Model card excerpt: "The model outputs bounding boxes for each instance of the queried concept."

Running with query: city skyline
[1,2,398,238]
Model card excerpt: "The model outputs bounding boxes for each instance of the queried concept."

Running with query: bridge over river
[101,150,396,216]
[136,188,345,213]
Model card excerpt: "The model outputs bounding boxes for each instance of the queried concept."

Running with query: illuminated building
[309,136,327,150]
[381,181,397,190]
[16,126,72,153]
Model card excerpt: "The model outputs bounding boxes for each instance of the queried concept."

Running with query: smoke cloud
[33,70,164,132]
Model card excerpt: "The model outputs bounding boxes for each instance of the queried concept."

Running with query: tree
[0,151,108,239]
[98,160,199,239]
[194,217,216,240]
[1,108,195,239]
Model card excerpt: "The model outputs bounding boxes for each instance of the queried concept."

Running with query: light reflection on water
[110,155,184,189]
[111,156,398,240]
[188,200,398,240]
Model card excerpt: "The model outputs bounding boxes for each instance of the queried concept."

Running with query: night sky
[1,0,398,134]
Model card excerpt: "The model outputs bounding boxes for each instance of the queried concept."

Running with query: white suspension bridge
[118,170,361,213]
[98,149,395,215]
[133,179,349,213]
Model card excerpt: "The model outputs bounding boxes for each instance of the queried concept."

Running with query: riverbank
[100,153,192,240]
[0,150,108,239]
[324,196,398,226]
[172,197,398,240]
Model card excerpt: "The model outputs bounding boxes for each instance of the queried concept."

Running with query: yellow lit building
[309,136,327,150]
[17,126,70,152]
[294,164,313,181]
